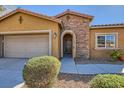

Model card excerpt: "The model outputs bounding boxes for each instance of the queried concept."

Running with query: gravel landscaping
[53,73,94,88]
[19,73,124,88]
[75,58,124,65]
[21,73,95,88]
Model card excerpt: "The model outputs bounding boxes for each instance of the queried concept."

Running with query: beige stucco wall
[90,27,124,59]
[0,12,61,58]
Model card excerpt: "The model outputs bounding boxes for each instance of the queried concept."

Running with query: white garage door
[4,34,49,58]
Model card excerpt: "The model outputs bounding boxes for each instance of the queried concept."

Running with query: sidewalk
[60,57,124,74]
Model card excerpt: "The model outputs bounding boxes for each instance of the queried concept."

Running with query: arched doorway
[63,34,72,57]
[61,30,76,58]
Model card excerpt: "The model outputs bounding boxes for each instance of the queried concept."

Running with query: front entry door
[63,34,72,54]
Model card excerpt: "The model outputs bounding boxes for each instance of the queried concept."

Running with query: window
[96,33,118,49]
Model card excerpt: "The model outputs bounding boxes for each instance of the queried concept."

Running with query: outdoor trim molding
[0,30,52,56]
[61,30,76,58]
[0,30,51,34]
[95,32,118,50]
[49,31,52,55]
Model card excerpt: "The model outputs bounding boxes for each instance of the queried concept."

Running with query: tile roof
[91,23,124,29]
[0,8,61,24]
[54,9,93,20]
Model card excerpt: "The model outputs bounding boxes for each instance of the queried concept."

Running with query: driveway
[60,57,124,74]
[0,58,27,88]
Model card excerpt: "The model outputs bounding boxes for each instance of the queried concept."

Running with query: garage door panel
[4,34,49,58]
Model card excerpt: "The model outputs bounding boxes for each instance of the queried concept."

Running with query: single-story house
[0,8,124,59]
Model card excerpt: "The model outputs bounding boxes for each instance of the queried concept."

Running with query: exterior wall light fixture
[53,32,57,39]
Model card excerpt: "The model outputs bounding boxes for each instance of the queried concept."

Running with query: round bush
[90,74,124,88]
[23,56,61,88]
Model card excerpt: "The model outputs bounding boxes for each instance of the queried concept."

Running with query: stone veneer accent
[57,14,91,58]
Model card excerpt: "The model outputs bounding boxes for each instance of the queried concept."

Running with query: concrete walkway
[60,57,77,74]
[60,57,124,74]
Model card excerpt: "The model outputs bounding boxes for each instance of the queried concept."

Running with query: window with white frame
[95,33,118,49]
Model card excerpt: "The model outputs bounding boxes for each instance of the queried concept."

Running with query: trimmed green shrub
[23,56,61,88]
[90,74,124,88]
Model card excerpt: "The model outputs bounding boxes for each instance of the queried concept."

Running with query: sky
[14,5,124,25]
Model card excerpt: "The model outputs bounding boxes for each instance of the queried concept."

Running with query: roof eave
[90,25,124,29]
[0,8,61,24]
[54,10,93,21]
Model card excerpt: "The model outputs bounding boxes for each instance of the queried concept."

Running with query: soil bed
[22,73,95,88]
[75,58,124,65]
[21,73,124,88]
[53,73,94,88]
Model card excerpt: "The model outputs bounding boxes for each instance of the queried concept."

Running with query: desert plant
[110,50,122,61]
[90,74,124,88]
[118,50,124,61]
[23,56,61,88]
